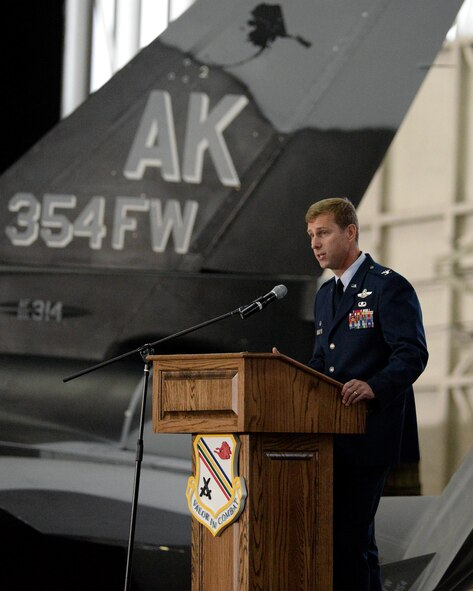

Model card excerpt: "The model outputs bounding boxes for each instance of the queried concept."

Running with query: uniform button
[329,343,335,350]
[329,366,335,373]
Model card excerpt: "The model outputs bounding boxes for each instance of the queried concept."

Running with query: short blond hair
[305,197,359,241]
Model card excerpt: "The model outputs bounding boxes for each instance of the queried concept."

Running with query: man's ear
[346,223,357,242]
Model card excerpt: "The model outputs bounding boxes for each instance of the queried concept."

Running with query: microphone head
[272,284,288,300]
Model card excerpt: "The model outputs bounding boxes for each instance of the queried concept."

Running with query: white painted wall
[360,39,473,494]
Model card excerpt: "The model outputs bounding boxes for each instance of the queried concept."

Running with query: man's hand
[341,380,375,406]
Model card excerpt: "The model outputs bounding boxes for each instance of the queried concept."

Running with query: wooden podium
[150,352,366,591]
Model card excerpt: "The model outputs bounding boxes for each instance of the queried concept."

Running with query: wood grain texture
[150,353,363,591]
[150,353,365,435]
[190,433,333,590]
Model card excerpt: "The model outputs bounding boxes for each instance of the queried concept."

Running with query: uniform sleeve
[366,275,428,409]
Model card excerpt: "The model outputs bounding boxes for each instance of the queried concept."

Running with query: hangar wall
[359,38,473,494]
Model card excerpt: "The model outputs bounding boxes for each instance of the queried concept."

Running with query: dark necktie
[333,280,344,315]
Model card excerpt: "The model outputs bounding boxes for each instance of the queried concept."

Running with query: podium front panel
[152,355,245,433]
[191,433,333,591]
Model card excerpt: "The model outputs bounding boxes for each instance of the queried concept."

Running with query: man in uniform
[305,197,428,591]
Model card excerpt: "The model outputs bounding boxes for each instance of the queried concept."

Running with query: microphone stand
[63,304,245,591]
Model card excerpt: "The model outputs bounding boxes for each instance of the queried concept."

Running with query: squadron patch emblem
[186,434,247,536]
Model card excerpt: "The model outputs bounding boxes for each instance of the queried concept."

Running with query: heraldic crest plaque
[186,434,247,536]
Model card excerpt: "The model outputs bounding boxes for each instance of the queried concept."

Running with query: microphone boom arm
[61,283,286,591]
[63,306,241,382]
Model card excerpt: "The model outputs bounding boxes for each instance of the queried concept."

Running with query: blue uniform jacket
[309,254,428,467]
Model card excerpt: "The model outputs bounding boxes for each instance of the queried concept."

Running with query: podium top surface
[150,352,365,435]
[148,351,342,385]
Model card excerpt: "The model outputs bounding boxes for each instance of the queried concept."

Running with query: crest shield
[186,434,247,536]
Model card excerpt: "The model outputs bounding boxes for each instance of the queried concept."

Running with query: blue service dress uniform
[309,253,428,591]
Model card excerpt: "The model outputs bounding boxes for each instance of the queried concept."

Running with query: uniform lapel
[331,286,354,328]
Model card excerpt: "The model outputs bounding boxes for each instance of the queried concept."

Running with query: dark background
[1,1,64,174]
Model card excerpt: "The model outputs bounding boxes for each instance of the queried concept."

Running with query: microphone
[238,284,288,319]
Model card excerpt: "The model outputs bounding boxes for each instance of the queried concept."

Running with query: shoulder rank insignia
[381,269,392,275]
[357,289,372,298]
